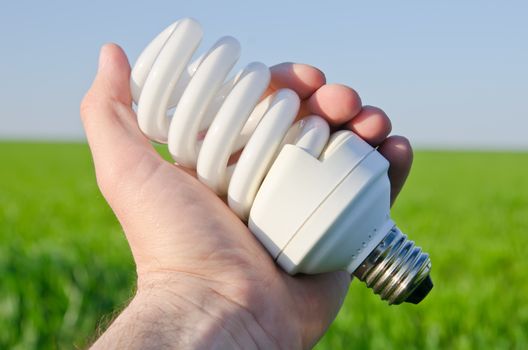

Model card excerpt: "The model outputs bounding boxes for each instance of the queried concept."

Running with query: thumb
[92,43,132,105]
[80,43,158,197]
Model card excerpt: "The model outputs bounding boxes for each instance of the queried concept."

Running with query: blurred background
[1,1,527,349]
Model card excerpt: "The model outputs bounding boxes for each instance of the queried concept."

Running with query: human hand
[81,44,413,349]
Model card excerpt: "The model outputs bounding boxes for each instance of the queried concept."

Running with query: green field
[1,142,527,349]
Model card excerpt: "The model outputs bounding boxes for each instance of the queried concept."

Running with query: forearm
[90,273,283,350]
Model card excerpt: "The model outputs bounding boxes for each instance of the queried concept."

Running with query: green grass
[1,142,527,349]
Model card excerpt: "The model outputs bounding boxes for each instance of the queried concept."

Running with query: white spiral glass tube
[131,18,330,220]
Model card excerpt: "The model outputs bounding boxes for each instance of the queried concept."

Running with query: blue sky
[0,0,526,149]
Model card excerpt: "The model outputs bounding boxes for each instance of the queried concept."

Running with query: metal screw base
[353,226,432,305]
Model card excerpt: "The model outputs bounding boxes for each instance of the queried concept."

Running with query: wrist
[92,271,295,349]
[137,273,271,349]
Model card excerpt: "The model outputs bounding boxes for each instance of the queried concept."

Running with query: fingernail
[98,45,109,73]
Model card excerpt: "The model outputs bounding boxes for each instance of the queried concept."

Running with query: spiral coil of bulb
[131,18,330,219]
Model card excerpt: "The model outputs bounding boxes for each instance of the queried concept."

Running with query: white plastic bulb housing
[249,130,388,273]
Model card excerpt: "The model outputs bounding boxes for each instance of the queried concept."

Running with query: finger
[377,136,413,206]
[81,44,146,147]
[91,43,133,106]
[303,84,362,126]
[345,106,392,146]
[268,63,326,99]
[80,44,159,192]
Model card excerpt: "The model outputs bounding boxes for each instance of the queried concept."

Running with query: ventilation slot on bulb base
[353,226,432,305]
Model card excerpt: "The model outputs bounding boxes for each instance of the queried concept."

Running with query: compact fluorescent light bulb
[131,18,433,305]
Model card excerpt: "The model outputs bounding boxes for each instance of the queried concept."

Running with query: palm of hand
[82,44,413,348]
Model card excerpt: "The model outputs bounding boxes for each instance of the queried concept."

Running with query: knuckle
[80,91,96,120]
[363,105,387,116]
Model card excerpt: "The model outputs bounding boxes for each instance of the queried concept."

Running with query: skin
[81,44,413,349]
